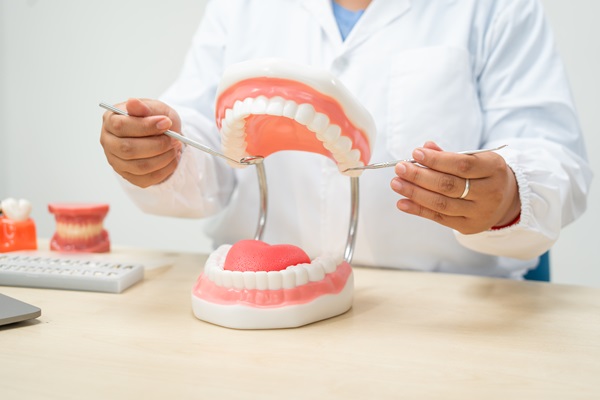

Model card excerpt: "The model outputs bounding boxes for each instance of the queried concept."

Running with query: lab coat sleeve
[454,0,593,259]
[120,0,236,218]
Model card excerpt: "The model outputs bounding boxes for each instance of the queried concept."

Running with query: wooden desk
[1,248,599,399]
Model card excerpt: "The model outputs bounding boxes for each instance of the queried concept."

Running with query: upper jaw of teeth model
[215,58,376,178]
[191,59,375,329]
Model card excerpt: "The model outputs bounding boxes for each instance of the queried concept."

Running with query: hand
[100,98,183,188]
[390,141,521,234]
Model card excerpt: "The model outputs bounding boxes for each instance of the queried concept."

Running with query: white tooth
[219,117,230,135]
[281,268,296,289]
[341,164,364,178]
[221,134,245,149]
[242,97,254,116]
[233,100,249,120]
[320,257,337,274]
[1,198,32,222]
[338,160,361,172]
[214,269,224,286]
[251,95,269,115]
[307,261,325,282]
[320,124,342,143]
[221,270,233,288]
[255,271,268,290]
[282,100,298,119]
[267,271,282,290]
[232,271,244,290]
[333,136,353,154]
[221,117,244,138]
[292,265,309,286]
[294,103,315,125]
[307,112,329,134]
[334,148,361,163]
[265,96,285,116]
[229,127,246,139]
[208,267,216,282]
[243,271,256,290]
[225,108,245,129]
[347,149,361,162]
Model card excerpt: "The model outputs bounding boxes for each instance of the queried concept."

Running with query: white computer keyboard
[0,253,145,293]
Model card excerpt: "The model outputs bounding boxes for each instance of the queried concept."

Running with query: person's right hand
[100,98,183,188]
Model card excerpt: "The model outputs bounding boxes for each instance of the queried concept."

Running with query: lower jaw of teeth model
[0,198,37,253]
[48,203,110,253]
[191,59,376,329]
[192,241,354,329]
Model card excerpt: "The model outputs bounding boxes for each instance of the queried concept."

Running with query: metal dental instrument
[343,144,508,172]
[99,102,264,167]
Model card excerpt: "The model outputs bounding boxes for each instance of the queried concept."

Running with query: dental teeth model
[48,203,110,253]
[191,59,375,329]
[0,198,37,253]
[215,58,375,178]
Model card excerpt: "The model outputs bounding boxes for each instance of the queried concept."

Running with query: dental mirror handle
[344,145,508,172]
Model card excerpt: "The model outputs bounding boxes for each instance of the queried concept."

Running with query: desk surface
[1,247,599,399]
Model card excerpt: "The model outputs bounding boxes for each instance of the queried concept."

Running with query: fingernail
[156,119,170,130]
[413,149,425,161]
[395,163,406,175]
[397,201,410,211]
[391,179,403,191]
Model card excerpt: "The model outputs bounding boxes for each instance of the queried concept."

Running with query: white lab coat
[122,0,592,278]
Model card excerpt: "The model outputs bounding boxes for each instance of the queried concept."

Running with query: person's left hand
[390,141,521,234]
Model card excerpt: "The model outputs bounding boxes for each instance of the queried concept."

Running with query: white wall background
[1,0,598,287]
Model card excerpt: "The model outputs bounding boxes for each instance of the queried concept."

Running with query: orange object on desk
[0,216,38,253]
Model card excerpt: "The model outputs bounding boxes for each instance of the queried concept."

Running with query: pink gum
[192,262,352,308]
[216,78,371,164]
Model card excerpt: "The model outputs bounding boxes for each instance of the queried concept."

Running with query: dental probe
[99,102,264,166]
[343,145,508,172]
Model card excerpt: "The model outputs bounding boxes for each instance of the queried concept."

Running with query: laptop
[0,293,41,326]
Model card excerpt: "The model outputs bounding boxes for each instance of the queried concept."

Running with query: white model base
[191,272,353,329]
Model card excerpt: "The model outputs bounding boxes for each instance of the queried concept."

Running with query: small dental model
[48,203,110,253]
[190,59,376,329]
[0,198,37,253]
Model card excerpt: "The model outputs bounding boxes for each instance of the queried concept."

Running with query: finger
[394,161,472,200]
[107,146,180,177]
[125,98,153,117]
[411,146,505,179]
[127,98,181,125]
[100,131,180,161]
[118,157,180,189]
[102,98,174,138]
[422,141,444,151]
[104,114,172,138]
[391,176,468,217]
[395,196,469,227]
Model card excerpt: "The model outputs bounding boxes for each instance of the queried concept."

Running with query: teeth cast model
[48,203,110,253]
[192,59,375,329]
[0,198,37,253]
[1,198,32,222]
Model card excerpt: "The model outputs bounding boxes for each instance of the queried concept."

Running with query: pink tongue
[223,240,311,272]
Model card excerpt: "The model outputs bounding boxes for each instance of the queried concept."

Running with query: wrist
[491,212,521,230]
